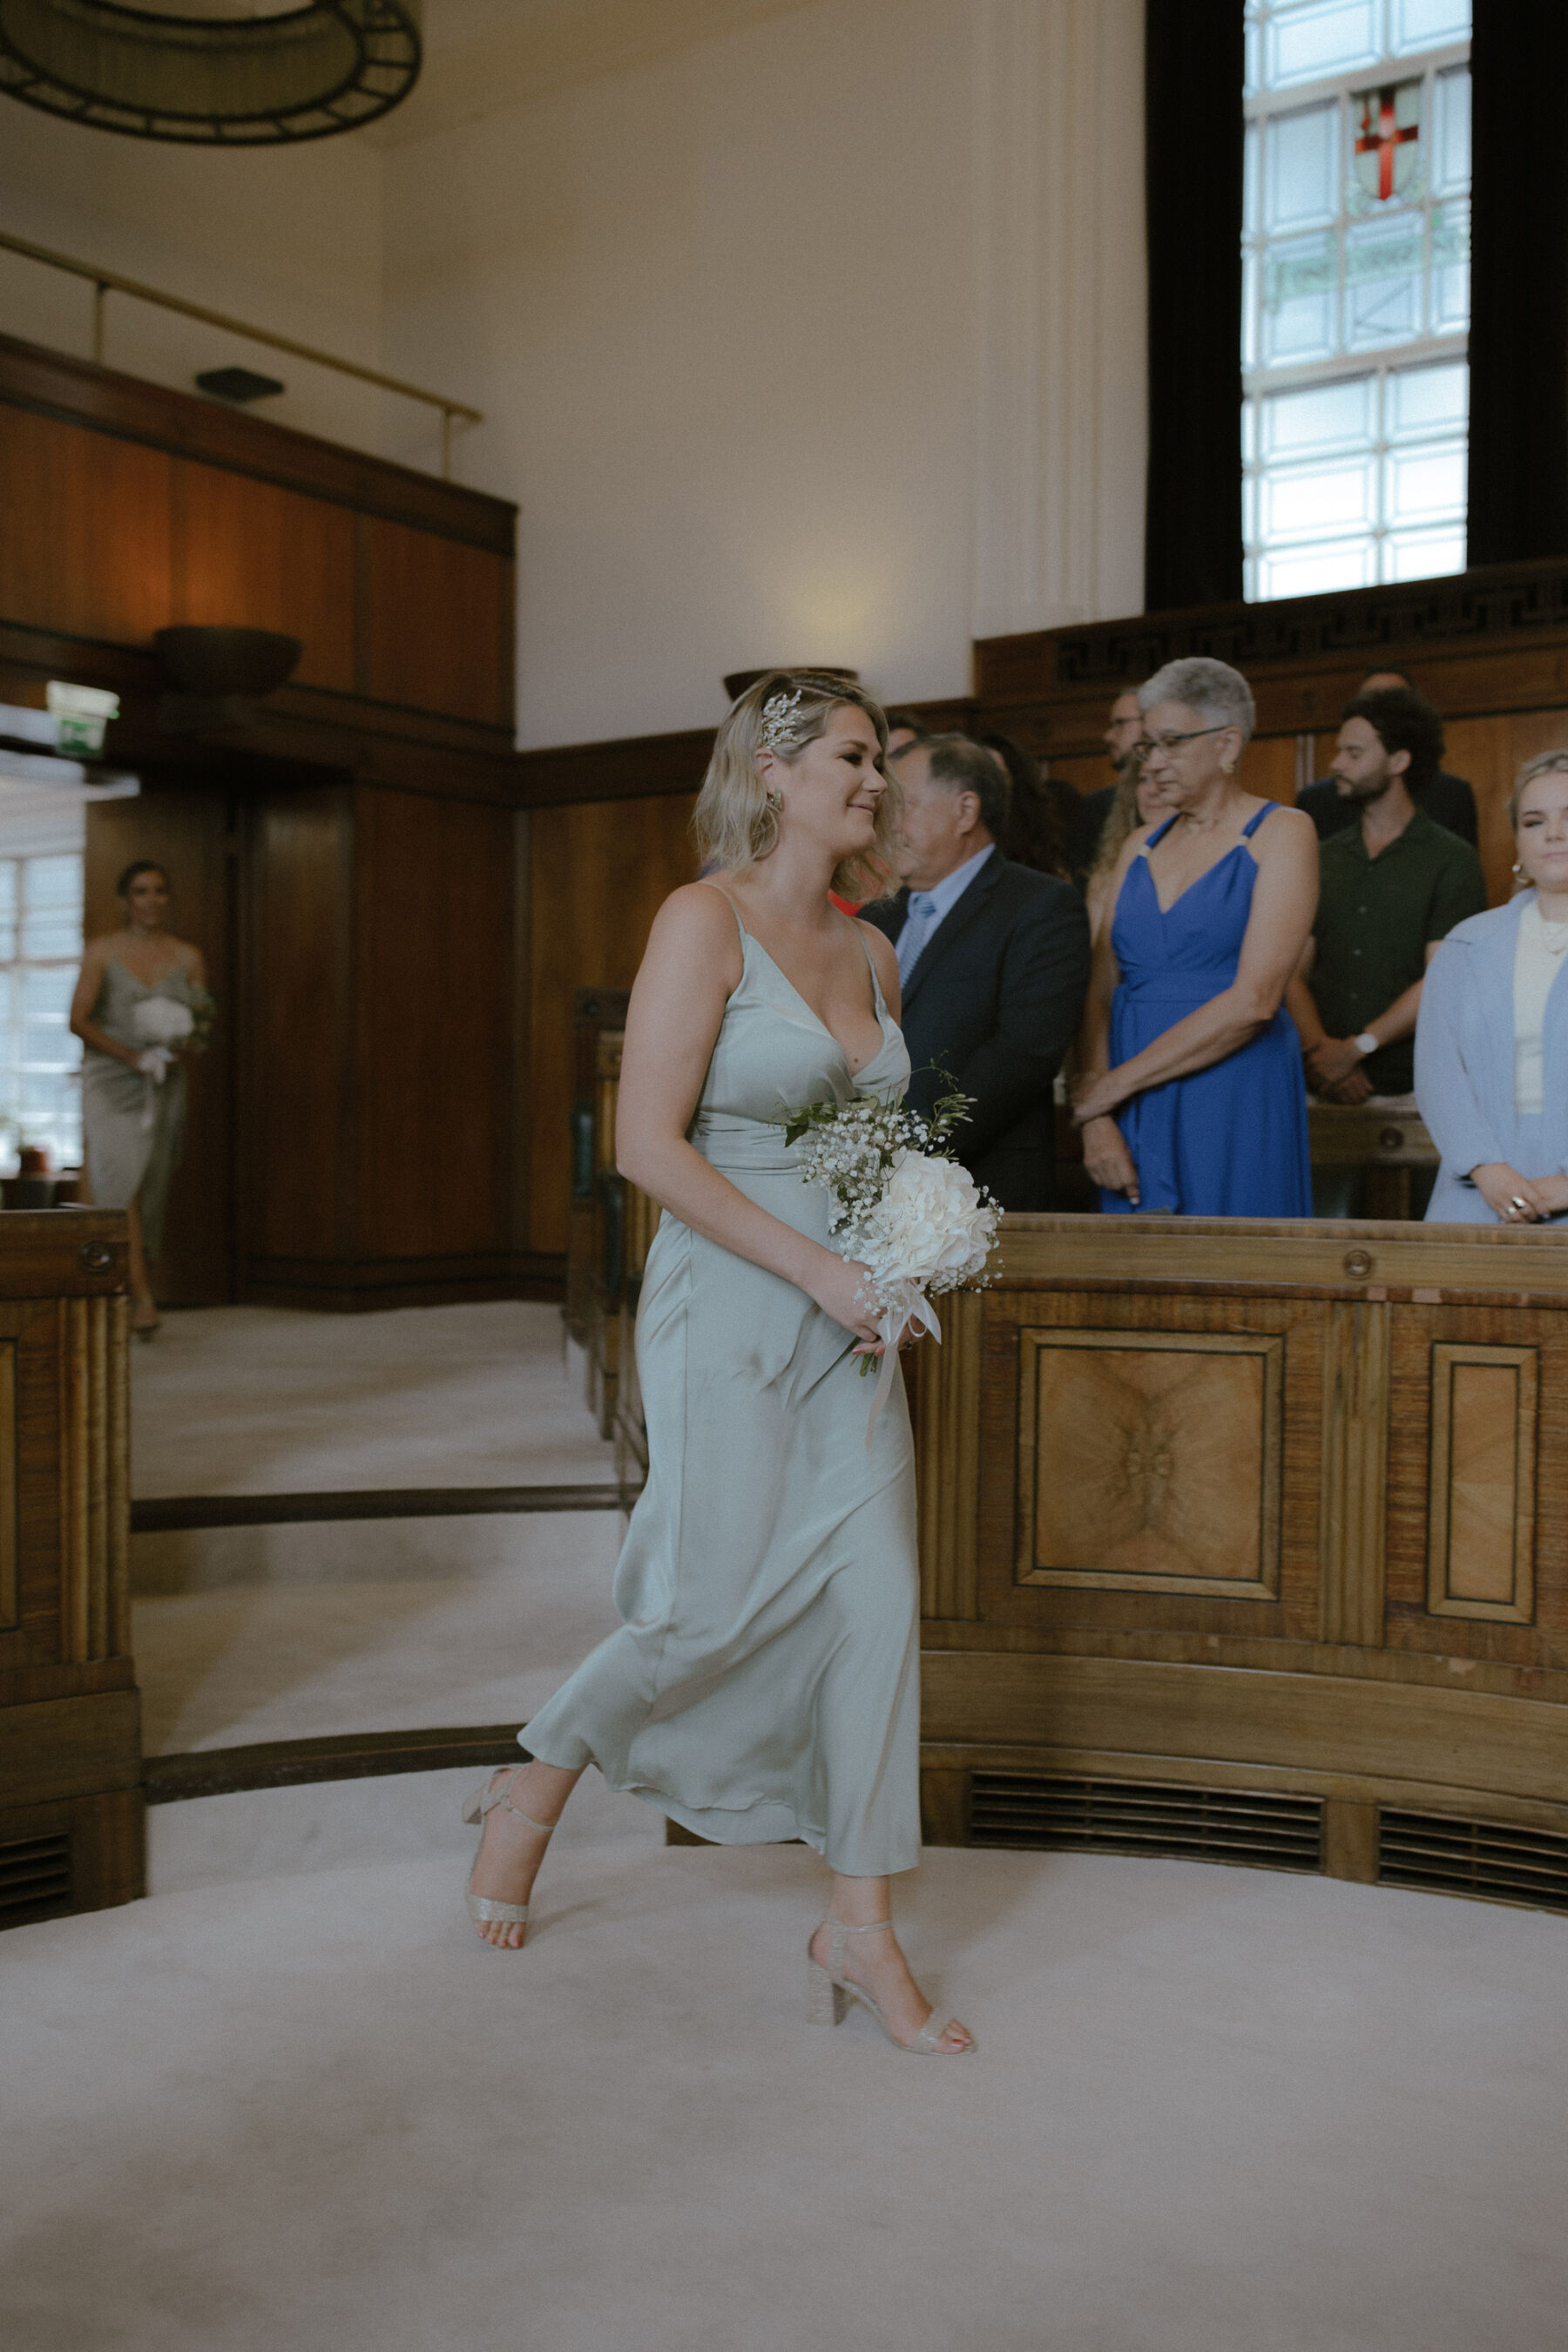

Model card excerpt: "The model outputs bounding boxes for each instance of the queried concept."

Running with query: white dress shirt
[1512,894,1568,1113]
[896,844,994,984]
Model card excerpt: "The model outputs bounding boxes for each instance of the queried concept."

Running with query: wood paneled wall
[0,401,513,727]
[529,793,699,1258]
[352,787,515,1260]
[231,783,528,1307]
[2,331,527,1309]
[242,785,351,1267]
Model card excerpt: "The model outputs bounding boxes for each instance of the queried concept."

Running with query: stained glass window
[1243,0,1470,600]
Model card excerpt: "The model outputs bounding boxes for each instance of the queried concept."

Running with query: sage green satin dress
[80,959,193,1262]
[523,902,922,1876]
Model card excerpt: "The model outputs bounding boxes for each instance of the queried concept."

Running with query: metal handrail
[0,227,482,478]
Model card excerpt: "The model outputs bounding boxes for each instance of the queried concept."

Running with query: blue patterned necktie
[896,890,941,983]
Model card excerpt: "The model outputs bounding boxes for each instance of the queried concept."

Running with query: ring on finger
[1511,1195,1529,1213]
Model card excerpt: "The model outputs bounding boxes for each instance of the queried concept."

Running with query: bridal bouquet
[781,1079,1000,1436]
[130,988,217,1125]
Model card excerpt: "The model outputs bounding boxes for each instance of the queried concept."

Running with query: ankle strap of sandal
[480,1770,555,1836]
[817,1915,893,1979]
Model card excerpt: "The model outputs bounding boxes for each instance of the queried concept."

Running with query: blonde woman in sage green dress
[463,672,973,2055]
[71,862,207,1339]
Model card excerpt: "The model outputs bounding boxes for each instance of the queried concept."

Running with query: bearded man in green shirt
[1287,685,1488,1111]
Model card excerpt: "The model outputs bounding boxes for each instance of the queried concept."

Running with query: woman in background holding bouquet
[71,862,210,1339]
[464,672,975,2055]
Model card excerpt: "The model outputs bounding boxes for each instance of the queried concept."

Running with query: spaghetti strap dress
[520,896,923,1877]
[1100,802,1311,1218]
[80,958,193,1261]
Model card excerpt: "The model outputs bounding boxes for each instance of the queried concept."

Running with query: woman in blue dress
[1073,657,1318,1216]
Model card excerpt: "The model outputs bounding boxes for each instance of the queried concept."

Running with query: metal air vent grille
[0,1831,71,1924]
[969,1773,1322,1871]
[1379,1811,1568,1914]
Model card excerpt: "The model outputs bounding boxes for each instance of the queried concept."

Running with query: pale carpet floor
[3,1842,1565,2352]
[3,1306,1562,2349]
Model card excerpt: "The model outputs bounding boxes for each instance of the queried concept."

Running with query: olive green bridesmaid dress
[521,896,922,1877]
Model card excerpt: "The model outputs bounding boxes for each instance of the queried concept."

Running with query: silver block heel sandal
[806,1916,975,2054]
[462,1766,555,1945]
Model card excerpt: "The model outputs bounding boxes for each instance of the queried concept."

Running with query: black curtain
[1143,1,1245,612]
[1467,6,1568,567]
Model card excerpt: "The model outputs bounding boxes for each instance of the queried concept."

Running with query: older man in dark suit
[863,734,1091,1211]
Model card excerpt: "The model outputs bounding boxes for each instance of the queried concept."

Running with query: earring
[1220,761,1235,776]
[765,787,783,813]
[1513,860,1524,880]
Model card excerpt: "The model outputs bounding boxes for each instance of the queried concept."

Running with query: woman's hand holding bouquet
[781,1076,1000,1437]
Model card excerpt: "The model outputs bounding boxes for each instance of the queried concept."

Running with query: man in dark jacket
[863,735,1091,1210]
[1296,669,1477,844]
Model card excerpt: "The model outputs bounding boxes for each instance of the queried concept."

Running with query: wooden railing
[0,228,482,477]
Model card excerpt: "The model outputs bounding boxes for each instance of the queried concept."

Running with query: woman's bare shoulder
[1254,799,1315,846]
[78,932,115,968]
[640,880,746,980]
[853,915,898,977]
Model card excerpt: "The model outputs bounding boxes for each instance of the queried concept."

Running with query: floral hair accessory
[757,687,808,754]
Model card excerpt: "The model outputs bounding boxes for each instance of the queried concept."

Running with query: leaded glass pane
[21,855,83,961]
[1243,1,1470,598]
[1385,440,1465,524]
[21,965,77,1069]
[1431,64,1470,194]
[1258,539,1378,598]
[1384,358,1466,438]
[1261,232,1339,365]
[1260,375,1375,459]
[1344,213,1423,348]
[1264,0,1380,91]
[1384,524,1466,579]
[1263,454,1379,543]
[1429,196,1470,331]
[1264,101,1340,230]
[1390,0,1469,55]
[0,847,84,1167]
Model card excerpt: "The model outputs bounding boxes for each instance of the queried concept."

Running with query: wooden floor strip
[145,1724,535,1802]
[131,1483,633,1532]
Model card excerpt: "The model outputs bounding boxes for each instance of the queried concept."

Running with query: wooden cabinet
[915,1216,1568,1911]
[0,1211,140,1930]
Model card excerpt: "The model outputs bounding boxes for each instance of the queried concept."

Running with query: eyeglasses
[1136,725,1230,757]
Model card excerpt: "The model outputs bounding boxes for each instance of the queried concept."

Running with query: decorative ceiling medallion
[0,1,421,145]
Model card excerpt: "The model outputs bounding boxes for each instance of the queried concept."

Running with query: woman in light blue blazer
[1416,752,1568,1224]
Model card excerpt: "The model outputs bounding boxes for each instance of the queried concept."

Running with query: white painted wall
[382,0,1146,746]
[0,0,1146,747]
[0,99,388,452]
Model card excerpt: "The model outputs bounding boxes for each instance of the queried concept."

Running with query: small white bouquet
[781,1078,1000,1436]
[129,989,215,1125]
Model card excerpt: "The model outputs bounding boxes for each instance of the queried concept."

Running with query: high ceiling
[377,0,815,143]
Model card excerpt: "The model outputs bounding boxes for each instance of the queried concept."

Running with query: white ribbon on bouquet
[860,1285,943,1444]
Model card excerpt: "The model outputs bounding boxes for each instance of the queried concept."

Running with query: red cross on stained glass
[1355,84,1418,203]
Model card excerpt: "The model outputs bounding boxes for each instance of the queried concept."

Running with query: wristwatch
[1354,1031,1380,1057]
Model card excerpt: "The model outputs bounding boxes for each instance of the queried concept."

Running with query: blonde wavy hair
[1507,748,1568,831]
[693,670,899,904]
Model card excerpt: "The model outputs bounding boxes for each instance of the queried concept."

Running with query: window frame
[1241,3,1471,604]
